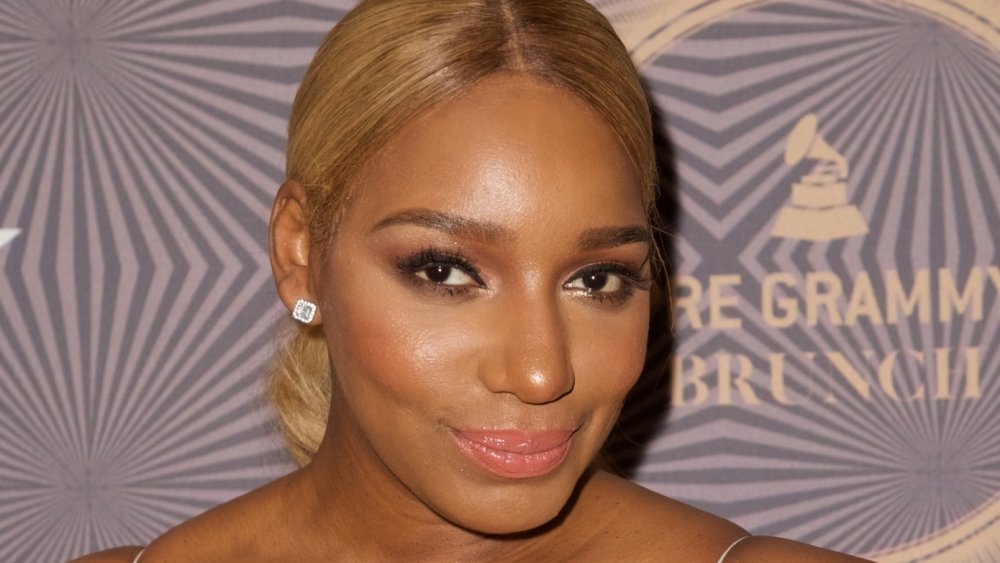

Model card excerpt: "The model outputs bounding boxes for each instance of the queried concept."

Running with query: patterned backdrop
[1,1,998,561]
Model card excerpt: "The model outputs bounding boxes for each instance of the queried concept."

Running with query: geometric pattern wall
[0,2,355,559]
[603,1,1000,560]
[1,1,998,561]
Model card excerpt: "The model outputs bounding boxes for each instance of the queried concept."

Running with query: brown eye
[416,265,476,286]
[567,272,624,293]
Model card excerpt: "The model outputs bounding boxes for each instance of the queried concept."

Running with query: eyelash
[393,246,651,305]
[567,262,652,305]
[394,247,486,297]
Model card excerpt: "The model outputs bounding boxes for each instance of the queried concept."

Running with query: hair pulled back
[272,0,656,466]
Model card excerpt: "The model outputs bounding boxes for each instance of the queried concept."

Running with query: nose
[479,292,575,404]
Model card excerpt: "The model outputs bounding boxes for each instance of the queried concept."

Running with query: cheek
[324,277,480,416]
[572,302,650,400]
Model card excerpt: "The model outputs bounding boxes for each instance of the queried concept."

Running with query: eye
[564,262,650,305]
[565,271,625,293]
[395,247,486,297]
[416,264,477,286]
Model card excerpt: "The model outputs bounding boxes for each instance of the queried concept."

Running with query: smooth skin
[76,74,868,562]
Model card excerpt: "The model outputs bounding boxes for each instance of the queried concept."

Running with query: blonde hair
[271,0,657,466]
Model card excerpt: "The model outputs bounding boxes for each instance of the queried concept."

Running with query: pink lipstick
[454,429,574,478]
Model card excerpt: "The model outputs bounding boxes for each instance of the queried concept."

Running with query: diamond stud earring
[292,299,317,324]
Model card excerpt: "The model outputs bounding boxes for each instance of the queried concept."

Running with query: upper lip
[455,428,575,454]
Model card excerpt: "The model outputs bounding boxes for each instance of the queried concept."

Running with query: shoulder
[84,474,300,562]
[722,536,873,562]
[136,472,308,561]
[70,546,143,563]
[571,470,748,561]
[573,472,872,562]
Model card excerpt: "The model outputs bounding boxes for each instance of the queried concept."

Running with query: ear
[269,180,322,325]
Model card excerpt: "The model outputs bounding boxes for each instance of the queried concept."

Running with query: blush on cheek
[333,295,480,405]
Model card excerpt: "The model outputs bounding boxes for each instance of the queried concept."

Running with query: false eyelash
[393,246,486,292]
[568,262,653,305]
[572,262,653,290]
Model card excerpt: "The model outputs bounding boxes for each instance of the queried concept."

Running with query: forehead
[346,73,645,234]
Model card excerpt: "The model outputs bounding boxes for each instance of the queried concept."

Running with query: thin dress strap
[717,535,751,563]
[131,549,144,563]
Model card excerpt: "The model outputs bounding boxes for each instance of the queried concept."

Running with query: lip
[453,429,574,479]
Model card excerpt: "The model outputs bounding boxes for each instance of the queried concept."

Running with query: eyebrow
[371,207,650,250]
[371,208,514,245]
[577,225,652,251]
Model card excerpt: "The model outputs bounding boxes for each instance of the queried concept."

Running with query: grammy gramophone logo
[771,114,868,241]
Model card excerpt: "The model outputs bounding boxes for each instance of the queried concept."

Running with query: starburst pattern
[0,1,353,560]
[608,1,1000,558]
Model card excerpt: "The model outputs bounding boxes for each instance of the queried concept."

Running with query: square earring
[292,299,317,324]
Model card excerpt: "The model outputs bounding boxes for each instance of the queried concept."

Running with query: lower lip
[453,430,574,479]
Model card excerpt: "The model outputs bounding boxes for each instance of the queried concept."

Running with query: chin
[434,471,582,537]
[456,502,566,537]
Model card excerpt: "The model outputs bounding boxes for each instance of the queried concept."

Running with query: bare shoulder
[575,472,871,562]
[571,470,748,561]
[726,536,873,562]
[139,477,294,561]
[70,546,143,563]
[110,473,302,562]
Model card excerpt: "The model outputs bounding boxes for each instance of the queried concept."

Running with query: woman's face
[316,73,651,534]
